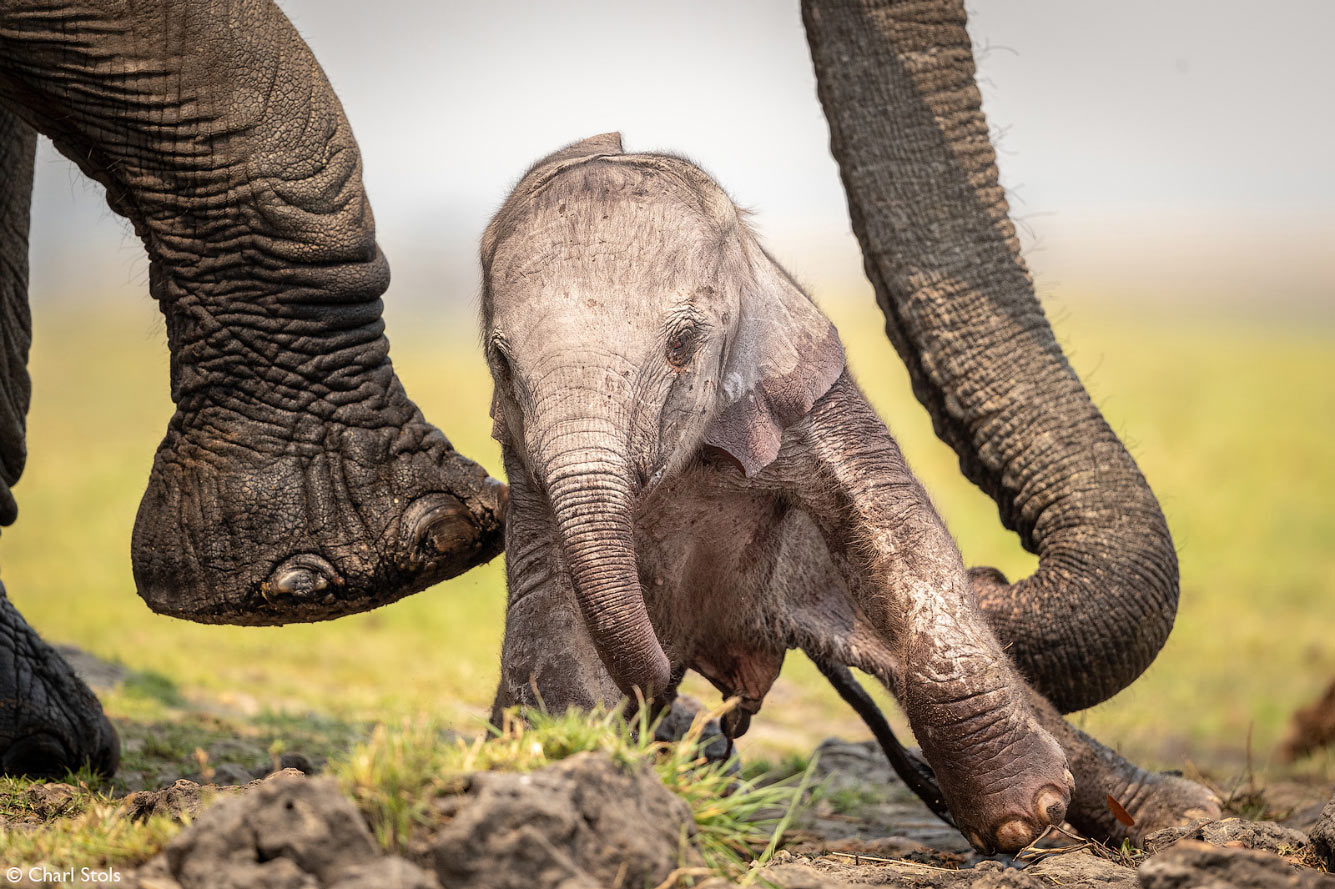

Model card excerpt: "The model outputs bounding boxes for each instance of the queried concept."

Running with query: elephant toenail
[274,569,326,595]
[1037,787,1069,826]
[265,555,339,601]
[994,818,1036,852]
[400,494,476,571]
[965,829,989,853]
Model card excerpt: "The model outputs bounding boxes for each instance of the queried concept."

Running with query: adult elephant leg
[0,2,503,624]
[802,0,1216,833]
[0,588,119,777]
[0,106,117,776]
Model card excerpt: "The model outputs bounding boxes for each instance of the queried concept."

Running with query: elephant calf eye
[666,328,697,369]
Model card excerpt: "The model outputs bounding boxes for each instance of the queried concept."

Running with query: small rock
[1311,793,1335,869]
[1138,839,1335,888]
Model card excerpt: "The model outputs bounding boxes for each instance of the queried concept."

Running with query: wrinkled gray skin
[485,131,1220,854]
[0,1,504,777]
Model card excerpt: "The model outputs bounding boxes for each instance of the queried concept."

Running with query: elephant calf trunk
[544,453,670,699]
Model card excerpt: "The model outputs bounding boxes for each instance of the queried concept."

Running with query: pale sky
[25,1,1335,314]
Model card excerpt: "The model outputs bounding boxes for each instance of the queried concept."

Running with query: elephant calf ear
[704,243,845,476]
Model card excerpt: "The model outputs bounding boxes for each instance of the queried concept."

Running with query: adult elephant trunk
[803,0,1177,713]
[538,420,671,699]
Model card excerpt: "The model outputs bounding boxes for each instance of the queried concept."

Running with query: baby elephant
[482,134,1214,853]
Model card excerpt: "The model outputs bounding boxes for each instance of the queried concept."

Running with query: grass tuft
[334,701,812,879]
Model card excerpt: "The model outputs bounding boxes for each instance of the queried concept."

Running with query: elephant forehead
[491,160,735,267]
[490,282,691,365]
[493,203,716,280]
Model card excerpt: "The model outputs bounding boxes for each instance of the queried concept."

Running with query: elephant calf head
[482,133,844,695]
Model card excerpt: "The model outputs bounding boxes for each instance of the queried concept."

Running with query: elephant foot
[0,588,118,778]
[1063,725,1220,845]
[1100,770,1221,844]
[652,695,734,768]
[1021,689,1220,846]
[911,677,1074,854]
[131,387,505,626]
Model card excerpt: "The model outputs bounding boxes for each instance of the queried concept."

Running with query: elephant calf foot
[0,589,119,778]
[911,676,1074,853]
[653,695,735,769]
[1064,725,1220,845]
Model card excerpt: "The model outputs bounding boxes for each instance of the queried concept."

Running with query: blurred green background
[5,290,1332,782]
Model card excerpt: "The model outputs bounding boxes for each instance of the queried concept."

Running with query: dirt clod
[1144,816,1315,863]
[24,782,80,820]
[162,773,379,889]
[1138,839,1335,888]
[1281,677,1335,762]
[429,751,699,889]
[122,768,308,822]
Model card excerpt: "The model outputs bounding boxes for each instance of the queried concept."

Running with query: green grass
[2,291,1332,788]
[0,770,182,871]
[0,704,808,880]
[335,702,808,879]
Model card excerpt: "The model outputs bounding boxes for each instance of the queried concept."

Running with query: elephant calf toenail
[1037,787,1069,826]
[995,818,1037,851]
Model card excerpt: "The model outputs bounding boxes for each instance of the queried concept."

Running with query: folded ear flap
[703,241,845,476]
[538,131,623,166]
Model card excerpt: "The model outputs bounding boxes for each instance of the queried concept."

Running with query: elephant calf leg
[0,587,118,777]
[780,374,1072,853]
[1026,689,1220,843]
